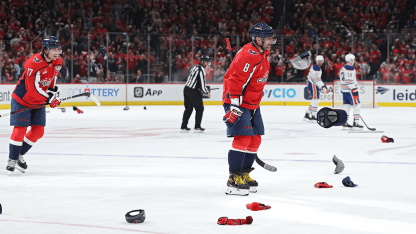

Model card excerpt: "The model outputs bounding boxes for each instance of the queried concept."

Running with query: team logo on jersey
[248,49,259,56]
[39,78,52,88]
[257,71,269,83]
[42,70,47,74]
[55,66,61,71]
[376,87,389,95]
[33,57,42,63]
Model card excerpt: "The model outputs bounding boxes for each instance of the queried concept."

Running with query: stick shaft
[360,115,376,131]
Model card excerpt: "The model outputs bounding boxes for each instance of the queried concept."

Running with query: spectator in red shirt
[370,44,381,78]
[333,58,344,80]
[72,74,83,83]
[286,41,295,58]
[400,60,413,84]
[379,62,391,83]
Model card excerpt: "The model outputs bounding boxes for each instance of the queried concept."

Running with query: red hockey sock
[25,125,44,143]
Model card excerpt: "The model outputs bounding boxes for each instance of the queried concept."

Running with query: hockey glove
[351,88,359,105]
[47,87,61,108]
[223,104,243,128]
[314,182,333,188]
[217,216,253,225]
[246,202,271,211]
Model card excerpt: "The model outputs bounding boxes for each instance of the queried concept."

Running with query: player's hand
[322,86,329,94]
[223,105,243,127]
[50,97,61,108]
[207,92,211,98]
[352,88,359,105]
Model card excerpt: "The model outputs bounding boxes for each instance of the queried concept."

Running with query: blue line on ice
[1,152,415,165]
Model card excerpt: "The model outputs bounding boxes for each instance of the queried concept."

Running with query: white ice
[0,105,415,234]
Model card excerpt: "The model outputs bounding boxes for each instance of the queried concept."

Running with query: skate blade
[349,131,384,133]
[342,128,352,131]
[249,187,258,193]
[16,165,26,173]
[180,130,190,133]
[225,188,249,196]
[303,118,311,122]
[194,130,205,133]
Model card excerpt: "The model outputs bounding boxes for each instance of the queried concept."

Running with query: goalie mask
[316,107,347,128]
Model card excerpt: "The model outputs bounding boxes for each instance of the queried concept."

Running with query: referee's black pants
[181,86,204,129]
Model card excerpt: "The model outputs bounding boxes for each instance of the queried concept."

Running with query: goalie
[303,55,328,122]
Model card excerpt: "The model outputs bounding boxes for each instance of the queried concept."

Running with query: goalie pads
[317,107,347,128]
[286,51,312,70]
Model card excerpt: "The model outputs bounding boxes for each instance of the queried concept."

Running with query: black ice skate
[180,127,191,133]
[194,127,205,133]
[225,171,250,196]
[342,122,353,131]
[6,158,16,173]
[16,155,28,173]
[303,113,311,122]
[242,167,258,193]
[310,115,317,123]
[353,121,364,131]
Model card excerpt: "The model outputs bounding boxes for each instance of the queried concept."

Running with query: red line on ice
[0,219,166,234]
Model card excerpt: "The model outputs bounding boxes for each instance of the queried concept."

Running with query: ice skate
[310,115,317,123]
[342,122,353,131]
[6,158,16,173]
[242,168,258,193]
[16,155,28,173]
[303,113,311,122]
[225,172,250,196]
[180,127,190,133]
[194,127,205,133]
[353,121,364,131]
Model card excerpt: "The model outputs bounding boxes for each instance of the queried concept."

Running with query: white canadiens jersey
[339,65,357,92]
[307,64,324,88]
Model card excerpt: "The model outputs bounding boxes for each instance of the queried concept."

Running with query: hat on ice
[317,107,348,128]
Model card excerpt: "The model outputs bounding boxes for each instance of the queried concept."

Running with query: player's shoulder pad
[344,65,354,71]
[313,64,321,71]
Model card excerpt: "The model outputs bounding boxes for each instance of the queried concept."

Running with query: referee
[181,55,211,133]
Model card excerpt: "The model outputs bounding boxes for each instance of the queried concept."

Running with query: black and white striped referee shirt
[185,65,209,94]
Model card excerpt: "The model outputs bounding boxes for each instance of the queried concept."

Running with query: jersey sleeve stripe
[34,71,49,98]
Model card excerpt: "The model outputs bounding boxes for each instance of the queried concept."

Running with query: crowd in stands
[1,0,415,84]
[269,0,416,84]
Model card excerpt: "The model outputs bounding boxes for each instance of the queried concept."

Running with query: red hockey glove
[73,106,84,114]
[314,182,333,188]
[50,98,61,108]
[217,216,253,225]
[351,88,360,105]
[381,135,394,143]
[246,202,271,211]
[223,104,243,127]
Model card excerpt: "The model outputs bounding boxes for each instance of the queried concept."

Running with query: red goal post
[332,80,376,108]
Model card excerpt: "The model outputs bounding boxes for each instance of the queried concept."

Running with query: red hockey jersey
[12,53,62,107]
[222,42,271,110]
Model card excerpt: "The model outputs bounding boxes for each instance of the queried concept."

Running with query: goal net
[332,80,376,108]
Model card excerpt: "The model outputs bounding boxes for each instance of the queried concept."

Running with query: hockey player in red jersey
[6,36,62,173]
[222,23,276,196]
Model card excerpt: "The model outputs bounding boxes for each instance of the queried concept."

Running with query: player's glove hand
[322,86,329,94]
[223,104,243,128]
[246,202,271,211]
[47,86,61,108]
[351,88,359,105]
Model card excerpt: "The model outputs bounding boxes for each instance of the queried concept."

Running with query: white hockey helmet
[316,55,324,62]
[345,53,355,65]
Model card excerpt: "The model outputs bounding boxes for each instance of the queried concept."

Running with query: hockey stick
[255,156,277,172]
[0,92,100,118]
[360,115,376,131]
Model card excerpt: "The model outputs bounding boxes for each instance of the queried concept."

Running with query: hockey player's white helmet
[316,55,324,62]
[345,53,355,65]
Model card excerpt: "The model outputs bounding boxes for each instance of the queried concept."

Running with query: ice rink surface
[0,105,415,234]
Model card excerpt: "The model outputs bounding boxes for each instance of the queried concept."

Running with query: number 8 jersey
[339,65,357,93]
[222,42,271,110]
[12,53,62,107]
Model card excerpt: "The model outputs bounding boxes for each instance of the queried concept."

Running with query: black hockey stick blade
[255,156,277,172]
[360,115,376,131]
